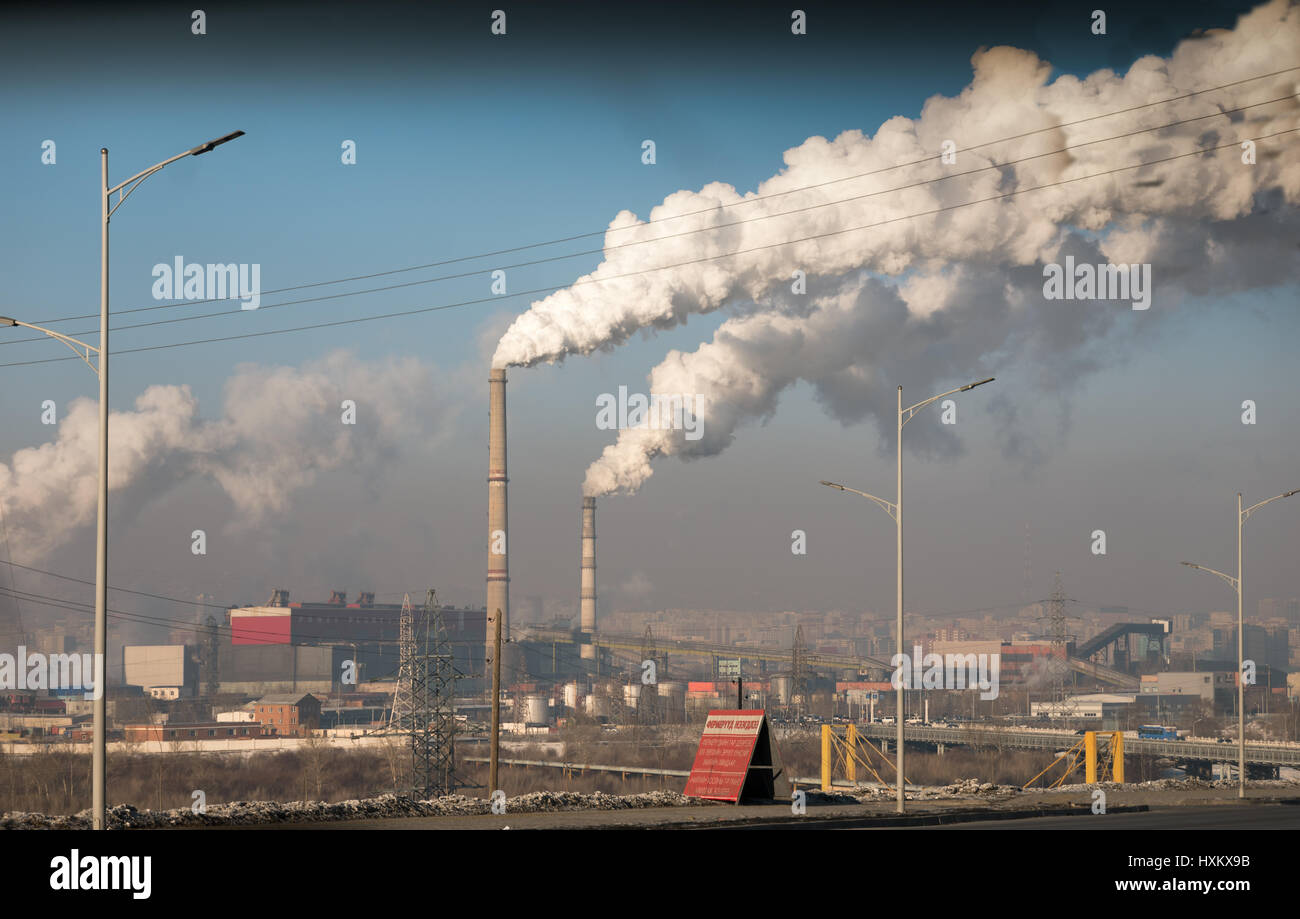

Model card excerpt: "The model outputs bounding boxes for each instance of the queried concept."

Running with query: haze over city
[3,0,1300,871]
[1,0,1296,656]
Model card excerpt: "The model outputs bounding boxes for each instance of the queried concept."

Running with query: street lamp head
[960,377,996,391]
[0,317,15,326]
[819,480,844,491]
[1180,561,1197,568]
[190,130,245,156]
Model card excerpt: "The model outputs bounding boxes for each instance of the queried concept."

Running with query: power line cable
[6,88,1296,347]
[4,125,1293,371]
[0,584,481,650]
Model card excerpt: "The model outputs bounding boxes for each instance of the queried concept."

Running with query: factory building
[123,644,199,698]
[219,590,487,694]
[1139,671,1216,702]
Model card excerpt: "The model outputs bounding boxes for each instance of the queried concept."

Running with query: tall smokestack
[580,496,596,660]
[487,368,509,672]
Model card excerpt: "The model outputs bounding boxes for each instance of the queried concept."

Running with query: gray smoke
[0,351,446,560]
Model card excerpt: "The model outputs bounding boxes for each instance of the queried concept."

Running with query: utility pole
[1180,486,1298,798]
[202,614,220,699]
[489,608,502,797]
[819,374,996,816]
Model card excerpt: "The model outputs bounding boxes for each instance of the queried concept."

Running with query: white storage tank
[771,675,793,706]
[623,683,642,710]
[520,694,550,724]
[586,693,612,718]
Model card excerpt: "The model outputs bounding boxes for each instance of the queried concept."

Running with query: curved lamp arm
[0,316,99,376]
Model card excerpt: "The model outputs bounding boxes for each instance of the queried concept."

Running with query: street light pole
[896,385,903,814]
[1236,491,1243,795]
[94,147,109,831]
[821,375,994,814]
[5,130,244,830]
[1181,487,1298,799]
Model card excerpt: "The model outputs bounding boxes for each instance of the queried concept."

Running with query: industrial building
[1138,671,1218,703]
[123,645,198,698]
[219,590,487,694]
[123,721,271,743]
[1030,693,1136,726]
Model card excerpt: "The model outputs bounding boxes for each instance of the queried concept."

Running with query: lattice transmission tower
[638,625,659,726]
[1047,572,1075,716]
[388,589,457,798]
[792,625,809,718]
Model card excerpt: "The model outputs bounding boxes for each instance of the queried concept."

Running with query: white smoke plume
[488,1,1300,494]
[0,351,445,560]
[496,0,1298,372]
[584,200,1299,495]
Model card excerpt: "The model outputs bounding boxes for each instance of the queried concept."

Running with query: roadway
[887,804,1300,830]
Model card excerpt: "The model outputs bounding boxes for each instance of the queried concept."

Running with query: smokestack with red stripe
[486,368,509,670]
[580,496,596,659]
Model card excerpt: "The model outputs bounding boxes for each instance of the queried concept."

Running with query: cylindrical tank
[623,683,642,710]
[563,682,580,710]
[771,675,792,706]
[585,694,612,718]
[656,681,686,723]
[520,694,549,724]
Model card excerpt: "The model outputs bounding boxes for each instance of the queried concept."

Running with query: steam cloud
[0,351,444,560]
[489,1,1300,495]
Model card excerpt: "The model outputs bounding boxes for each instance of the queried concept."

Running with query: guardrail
[850,723,1300,766]
[463,755,690,779]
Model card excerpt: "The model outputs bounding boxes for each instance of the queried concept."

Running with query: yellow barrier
[1026,730,1124,789]
[819,723,905,791]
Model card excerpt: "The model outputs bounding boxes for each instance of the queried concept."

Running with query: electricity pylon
[388,590,457,798]
[1047,573,1076,718]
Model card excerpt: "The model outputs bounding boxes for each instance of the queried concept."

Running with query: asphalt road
[887,804,1300,830]
[244,800,1299,830]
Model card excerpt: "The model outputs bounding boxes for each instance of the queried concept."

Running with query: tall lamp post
[821,376,994,813]
[2,130,243,830]
[1180,487,1298,798]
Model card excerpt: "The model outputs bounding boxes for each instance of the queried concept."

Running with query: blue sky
[1,1,1296,638]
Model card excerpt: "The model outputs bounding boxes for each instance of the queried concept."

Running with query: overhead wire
[3,125,1295,371]
[14,64,1298,331]
[4,89,1295,351]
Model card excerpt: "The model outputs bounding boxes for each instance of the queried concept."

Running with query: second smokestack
[580,496,596,660]
[487,368,509,673]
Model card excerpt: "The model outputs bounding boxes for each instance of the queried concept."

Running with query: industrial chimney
[486,368,510,671]
[580,496,596,660]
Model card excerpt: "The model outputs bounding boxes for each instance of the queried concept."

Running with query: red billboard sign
[683,710,783,802]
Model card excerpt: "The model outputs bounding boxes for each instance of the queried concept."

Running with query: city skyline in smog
[1,0,1297,647]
